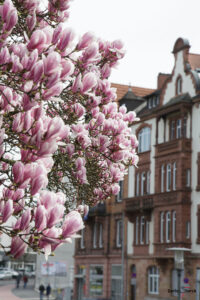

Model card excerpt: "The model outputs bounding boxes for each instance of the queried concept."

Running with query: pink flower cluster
[0,0,139,258]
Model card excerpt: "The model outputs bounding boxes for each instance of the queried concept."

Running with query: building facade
[74,37,200,300]
[73,84,153,300]
[125,37,200,300]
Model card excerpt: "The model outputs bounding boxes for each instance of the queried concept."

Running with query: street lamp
[167,248,191,300]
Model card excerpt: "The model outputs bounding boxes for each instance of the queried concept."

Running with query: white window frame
[135,217,139,245]
[148,266,159,295]
[99,223,103,248]
[183,116,187,137]
[186,221,190,239]
[176,119,182,138]
[166,211,171,243]
[80,228,85,249]
[141,172,146,196]
[93,223,97,248]
[116,181,123,202]
[173,162,176,191]
[160,212,164,243]
[146,221,149,244]
[170,120,175,140]
[161,165,165,192]
[147,171,150,194]
[116,219,122,248]
[138,127,151,153]
[136,173,140,196]
[140,216,145,244]
[177,77,182,95]
[186,169,191,187]
[166,164,171,192]
[172,211,176,242]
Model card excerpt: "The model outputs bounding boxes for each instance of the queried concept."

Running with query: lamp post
[167,248,191,300]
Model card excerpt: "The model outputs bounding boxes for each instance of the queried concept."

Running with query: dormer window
[176,76,182,95]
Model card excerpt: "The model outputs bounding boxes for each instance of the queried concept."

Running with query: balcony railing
[125,194,154,213]
[155,138,191,157]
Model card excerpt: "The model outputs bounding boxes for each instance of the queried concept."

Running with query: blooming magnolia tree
[0,0,139,258]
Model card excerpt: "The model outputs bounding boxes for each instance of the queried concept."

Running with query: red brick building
[74,37,200,300]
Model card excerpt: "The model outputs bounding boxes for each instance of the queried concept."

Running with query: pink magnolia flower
[10,236,27,258]
[57,27,75,51]
[35,205,47,231]
[12,161,24,184]
[31,174,48,196]
[2,199,13,223]
[20,209,31,231]
[62,211,84,238]
[77,32,94,50]
[81,72,97,93]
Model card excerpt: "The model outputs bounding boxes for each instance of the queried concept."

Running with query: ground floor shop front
[74,255,126,300]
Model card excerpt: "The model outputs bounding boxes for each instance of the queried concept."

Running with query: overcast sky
[68,0,200,89]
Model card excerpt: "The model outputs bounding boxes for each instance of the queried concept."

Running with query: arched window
[148,266,159,294]
[176,76,182,95]
[138,127,151,153]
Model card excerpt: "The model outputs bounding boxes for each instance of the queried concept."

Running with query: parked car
[11,270,19,279]
[0,270,13,280]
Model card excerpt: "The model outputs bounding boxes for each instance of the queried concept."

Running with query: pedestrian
[16,273,22,288]
[39,284,45,300]
[23,274,28,288]
[46,284,51,300]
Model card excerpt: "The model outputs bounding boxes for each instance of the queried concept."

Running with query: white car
[0,270,13,280]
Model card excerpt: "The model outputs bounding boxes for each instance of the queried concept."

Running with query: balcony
[88,202,106,217]
[155,138,191,157]
[154,190,191,206]
[125,194,154,213]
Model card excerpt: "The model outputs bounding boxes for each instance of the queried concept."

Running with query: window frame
[135,217,139,245]
[173,162,176,191]
[176,119,182,139]
[93,223,97,249]
[148,266,159,295]
[136,173,140,196]
[170,120,175,140]
[172,211,176,242]
[99,223,103,248]
[138,127,151,153]
[160,212,164,243]
[176,76,182,95]
[146,171,150,194]
[140,216,145,245]
[116,180,123,202]
[116,219,122,248]
[80,228,85,249]
[161,164,165,192]
[141,172,146,196]
[166,211,171,243]
[166,164,171,192]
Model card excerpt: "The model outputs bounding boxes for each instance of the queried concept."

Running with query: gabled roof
[111,83,155,101]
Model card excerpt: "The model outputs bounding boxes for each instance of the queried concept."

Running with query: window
[99,223,103,248]
[183,117,187,137]
[173,162,176,191]
[161,164,165,192]
[111,265,122,300]
[186,169,191,187]
[186,221,190,239]
[141,172,146,196]
[166,212,171,242]
[170,121,175,140]
[146,221,149,244]
[135,217,139,245]
[176,77,182,95]
[80,229,85,249]
[153,96,156,107]
[172,211,176,242]
[90,265,103,296]
[136,173,140,196]
[138,127,151,153]
[148,98,152,109]
[176,119,182,138]
[147,171,150,194]
[140,216,145,244]
[93,223,97,248]
[116,219,122,247]
[160,212,164,243]
[148,266,159,294]
[166,164,171,191]
[116,181,123,202]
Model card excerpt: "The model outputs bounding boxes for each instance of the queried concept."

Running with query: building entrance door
[111,278,121,300]
[77,278,84,300]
